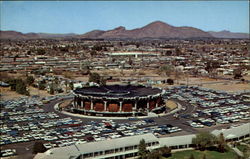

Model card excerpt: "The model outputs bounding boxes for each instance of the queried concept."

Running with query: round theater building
[72,85,165,117]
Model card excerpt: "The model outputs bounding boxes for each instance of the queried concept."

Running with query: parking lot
[1,86,249,158]
[0,96,181,158]
[164,86,250,129]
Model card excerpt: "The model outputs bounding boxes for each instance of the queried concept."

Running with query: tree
[37,48,46,55]
[100,77,107,86]
[158,146,171,158]
[6,78,29,96]
[147,150,161,159]
[16,79,29,96]
[233,69,243,79]
[217,133,226,153]
[160,65,174,76]
[138,139,147,159]
[26,76,35,86]
[33,141,46,154]
[175,48,182,56]
[90,50,97,57]
[54,77,59,85]
[192,132,217,151]
[205,60,221,75]
[89,72,106,85]
[69,82,74,90]
[6,79,18,91]
[81,61,91,75]
[38,80,46,90]
[166,79,174,85]
[49,83,55,95]
[92,45,102,51]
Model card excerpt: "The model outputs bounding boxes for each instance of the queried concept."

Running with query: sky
[0,1,249,34]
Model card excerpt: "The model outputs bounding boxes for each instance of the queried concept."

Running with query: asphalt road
[44,97,198,133]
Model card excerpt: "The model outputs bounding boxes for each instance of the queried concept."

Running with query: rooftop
[74,85,163,98]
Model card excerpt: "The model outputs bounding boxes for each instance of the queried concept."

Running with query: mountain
[0,30,76,39]
[1,21,249,40]
[37,33,76,38]
[81,21,212,39]
[77,30,105,39]
[208,30,249,39]
[0,31,31,39]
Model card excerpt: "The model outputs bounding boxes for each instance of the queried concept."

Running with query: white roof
[34,145,80,159]
[226,134,237,139]
[211,123,250,138]
[159,134,196,147]
[34,123,250,159]
[34,133,158,159]
[78,133,158,154]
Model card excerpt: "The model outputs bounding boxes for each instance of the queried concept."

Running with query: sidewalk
[227,143,244,157]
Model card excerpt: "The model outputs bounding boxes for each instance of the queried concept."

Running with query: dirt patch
[0,86,51,101]
[165,100,178,110]
[28,86,51,98]
[59,99,73,108]
[0,87,23,100]
[202,83,250,92]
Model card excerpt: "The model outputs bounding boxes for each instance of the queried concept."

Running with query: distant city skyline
[1,1,249,34]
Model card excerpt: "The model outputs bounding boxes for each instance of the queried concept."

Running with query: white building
[34,123,250,159]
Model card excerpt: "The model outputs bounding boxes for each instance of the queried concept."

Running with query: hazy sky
[1,1,249,34]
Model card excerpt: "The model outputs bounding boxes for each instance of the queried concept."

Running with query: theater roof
[74,85,163,98]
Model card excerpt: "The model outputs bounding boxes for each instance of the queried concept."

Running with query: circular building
[72,85,165,117]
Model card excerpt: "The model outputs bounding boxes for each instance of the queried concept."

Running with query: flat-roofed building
[34,133,159,159]
[34,123,250,159]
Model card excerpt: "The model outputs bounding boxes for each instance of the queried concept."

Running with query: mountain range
[0,21,249,40]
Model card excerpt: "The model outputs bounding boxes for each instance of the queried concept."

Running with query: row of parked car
[165,86,250,128]
[0,149,16,157]
[166,85,247,153]
[42,120,182,149]
[1,96,182,152]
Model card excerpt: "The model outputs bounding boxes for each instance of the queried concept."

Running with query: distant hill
[78,30,105,39]
[80,21,212,39]
[0,31,32,39]
[208,30,249,39]
[1,21,249,40]
[0,31,76,39]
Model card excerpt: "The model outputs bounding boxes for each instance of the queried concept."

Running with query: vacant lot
[202,82,250,92]
[0,86,51,101]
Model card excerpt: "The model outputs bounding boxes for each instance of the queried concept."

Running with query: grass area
[236,145,248,152]
[236,144,250,158]
[164,149,238,159]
